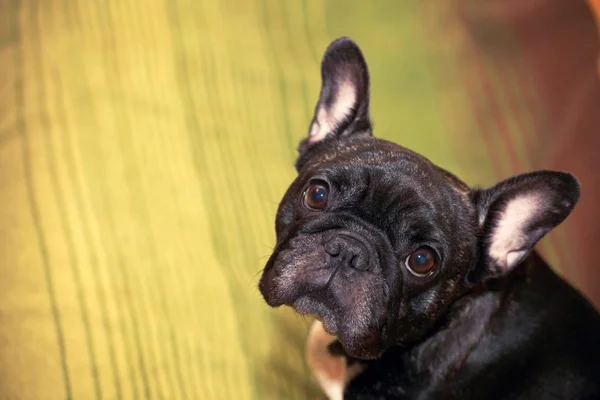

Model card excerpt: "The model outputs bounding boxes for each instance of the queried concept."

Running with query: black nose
[324,235,370,271]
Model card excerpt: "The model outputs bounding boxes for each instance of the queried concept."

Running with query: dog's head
[258,37,580,360]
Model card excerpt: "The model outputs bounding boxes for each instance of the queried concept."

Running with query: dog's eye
[303,184,329,210]
[405,247,438,277]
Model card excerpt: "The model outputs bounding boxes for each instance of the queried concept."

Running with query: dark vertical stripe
[148,69,210,400]
[99,2,188,398]
[473,59,521,176]
[53,68,124,400]
[69,3,153,396]
[60,3,143,396]
[64,2,145,399]
[29,1,103,398]
[141,40,204,395]
[260,0,298,163]
[301,0,321,66]
[165,2,261,397]
[11,0,72,398]
[188,6,254,396]
[453,0,515,178]
[282,1,314,130]
[120,133,189,400]
[497,73,540,169]
[89,186,153,400]
[440,3,504,179]
[300,0,321,131]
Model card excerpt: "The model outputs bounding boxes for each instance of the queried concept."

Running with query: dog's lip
[294,296,387,360]
[292,295,339,335]
[292,292,389,348]
[289,264,339,310]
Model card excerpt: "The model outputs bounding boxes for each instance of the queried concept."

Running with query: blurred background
[1,1,599,399]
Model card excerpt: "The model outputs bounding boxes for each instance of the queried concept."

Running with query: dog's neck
[410,255,538,362]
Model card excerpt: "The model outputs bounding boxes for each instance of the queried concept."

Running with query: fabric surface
[0,1,599,399]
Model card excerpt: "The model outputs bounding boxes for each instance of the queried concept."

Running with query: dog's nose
[324,235,370,271]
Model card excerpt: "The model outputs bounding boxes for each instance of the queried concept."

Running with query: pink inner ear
[488,194,540,270]
[308,80,356,143]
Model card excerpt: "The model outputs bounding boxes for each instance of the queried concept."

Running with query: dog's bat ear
[468,171,580,283]
[297,37,372,160]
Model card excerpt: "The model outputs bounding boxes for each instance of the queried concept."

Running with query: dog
[258,37,600,399]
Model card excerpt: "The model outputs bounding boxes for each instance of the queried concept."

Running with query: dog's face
[258,38,580,360]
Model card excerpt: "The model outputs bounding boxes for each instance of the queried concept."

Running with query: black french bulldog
[258,37,600,399]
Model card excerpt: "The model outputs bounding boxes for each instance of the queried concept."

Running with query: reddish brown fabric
[454,0,600,309]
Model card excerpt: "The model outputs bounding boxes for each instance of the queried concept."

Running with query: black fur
[258,37,600,399]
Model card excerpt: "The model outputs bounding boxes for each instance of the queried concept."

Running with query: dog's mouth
[292,293,388,360]
[258,227,393,360]
[293,295,340,335]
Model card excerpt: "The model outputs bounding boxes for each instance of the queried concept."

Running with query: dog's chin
[292,296,386,360]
